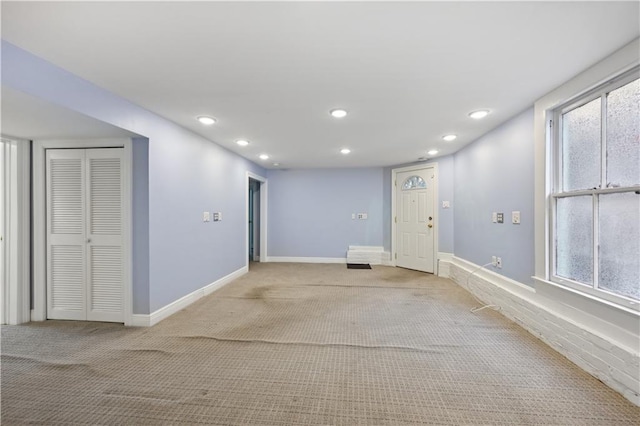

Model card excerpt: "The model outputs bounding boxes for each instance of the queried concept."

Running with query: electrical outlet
[497,213,504,223]
[496,257,502,268]
[213,212,222,221]
[357,213,368,219]
[512,211,521,224]
[491,256,497,267]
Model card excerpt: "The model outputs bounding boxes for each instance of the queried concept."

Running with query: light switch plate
[203,212,210,222]
[442,201,450,209]
[492,212,497,223]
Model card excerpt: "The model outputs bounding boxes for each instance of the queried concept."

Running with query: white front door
[395,168,435,273]
[46,148,125,323]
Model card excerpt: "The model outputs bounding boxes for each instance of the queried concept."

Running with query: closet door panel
[46,150,86,320]
[86,149,124,322]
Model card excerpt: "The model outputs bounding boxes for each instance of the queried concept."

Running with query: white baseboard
[449,256,640,407]
[131,265,248,327]
[267,256,346,264]
[130,313,152,327]
[437,252,453,278]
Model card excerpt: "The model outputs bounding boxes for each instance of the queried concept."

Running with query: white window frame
[534,38,640,314]
[549,69,640,309]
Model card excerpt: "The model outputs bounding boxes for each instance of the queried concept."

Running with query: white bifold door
[46,148,124,323]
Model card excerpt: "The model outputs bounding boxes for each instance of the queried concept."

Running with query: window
[402,175,427,190]
[551,70,639,306]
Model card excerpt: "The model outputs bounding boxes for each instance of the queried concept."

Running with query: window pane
[556,196,593,284]
[606,79,640,187]
[599,192,640,300]
[402,175,427,190]
[562,98,601,191]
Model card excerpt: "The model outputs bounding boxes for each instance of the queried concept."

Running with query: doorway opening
[246,172,268,267]
[249,178,260,262]
[0,138,31,325]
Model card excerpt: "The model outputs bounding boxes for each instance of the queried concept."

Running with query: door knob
[428,224,433,228]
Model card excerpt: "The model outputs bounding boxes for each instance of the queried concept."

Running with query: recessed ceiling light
[273,163,280,167]
[442,134,457,142]
[236,139,249,146]
[259,154,269,160]
[197,116,216,125]
[330,109,348,118]
[340,148,351,155]
[469,110,490,119]
[428,149,439,156]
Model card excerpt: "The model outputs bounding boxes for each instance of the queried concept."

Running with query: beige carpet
[2,263,639,425]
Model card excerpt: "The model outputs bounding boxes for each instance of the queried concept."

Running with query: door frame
[0,137,31,325]
[33,139,133,325]
[245,172,268,266]
[391,162,439,271]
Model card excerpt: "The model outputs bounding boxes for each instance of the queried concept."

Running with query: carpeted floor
[2,263,639,425]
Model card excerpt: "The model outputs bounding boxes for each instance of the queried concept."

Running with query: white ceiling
[2,1,638,168]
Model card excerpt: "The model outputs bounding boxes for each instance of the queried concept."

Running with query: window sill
[533,276,640,316]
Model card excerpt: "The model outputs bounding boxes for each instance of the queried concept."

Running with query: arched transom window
[402,175,427,190]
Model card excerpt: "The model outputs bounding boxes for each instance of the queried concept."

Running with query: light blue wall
[2,41,266,313]
[453,108,535,285]
[382,156,455,254]
[132,137,150,314]
[436,155,455,254]
[267,168,384,258]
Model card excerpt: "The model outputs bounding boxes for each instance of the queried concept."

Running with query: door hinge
[394,216,397,223]
[394,180,397,187]
[549,119,553,129]
[395,253,397,259]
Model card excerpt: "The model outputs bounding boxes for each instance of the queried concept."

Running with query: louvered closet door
[86,149,124,322]
[47,150,87,320]
[46,148,124,323]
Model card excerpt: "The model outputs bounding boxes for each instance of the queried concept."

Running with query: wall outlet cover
[497,212,504,223]
[512,211,521,224]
